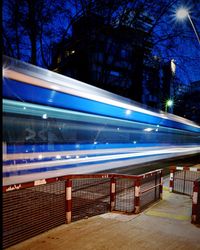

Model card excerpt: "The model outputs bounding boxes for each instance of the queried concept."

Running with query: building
[142,56,163,109]
[173,80,200,123]
[51,13,178,112]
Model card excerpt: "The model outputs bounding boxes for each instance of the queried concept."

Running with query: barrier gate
[3,169,162,249]
[169,165,200,224]
[169,165,200,195]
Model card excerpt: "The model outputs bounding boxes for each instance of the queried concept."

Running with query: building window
[121,49,129,59]
[57,56,61,64]
[110,70,120,77]
[65,50,76,57]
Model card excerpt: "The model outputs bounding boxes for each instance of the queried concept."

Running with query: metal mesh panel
[72,178,110,221]
[174,171,200,195]
[141,174,156,187]
[185,171,200,195]
[140,173,161,209]
[173,171,184,193]
[3,171,163,248]
[140,186,160,209]
[115,178,135,213]
[3,181,66,249]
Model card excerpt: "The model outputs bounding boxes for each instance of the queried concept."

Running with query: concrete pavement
[6,177,200,250]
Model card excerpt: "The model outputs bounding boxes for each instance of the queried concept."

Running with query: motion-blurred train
[3,56,200,185]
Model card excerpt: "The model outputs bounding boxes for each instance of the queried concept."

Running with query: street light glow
[176,6,200,45]
[165,99,173,112]
[166,100,173,107]
[176,8,188,19]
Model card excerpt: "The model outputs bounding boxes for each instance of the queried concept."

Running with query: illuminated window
[110,70,120,77]
[57,56,61,63]
[65,50,75,57]
[65,51,70,57]
[121,49,129,58]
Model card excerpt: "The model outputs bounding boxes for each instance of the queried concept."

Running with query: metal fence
[169,165,200,224]
[71,178,111,221]
[141,173,161,209]
[3,181,66,249]
[169,166,200,195]
[3,170,162,249]
[115,178,135,213]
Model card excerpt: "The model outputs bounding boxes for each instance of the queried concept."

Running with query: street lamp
[165,99,173,112]
[176,7,200,45]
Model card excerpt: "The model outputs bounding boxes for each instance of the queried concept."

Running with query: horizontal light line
[3,147,200,173]
[2,146,169,161]
[2,153,199,186]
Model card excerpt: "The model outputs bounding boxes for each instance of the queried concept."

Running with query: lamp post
[165,99,173,112]
[176,8,200,45]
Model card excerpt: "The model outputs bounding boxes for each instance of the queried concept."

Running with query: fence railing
[169,165,200,224]
[169,165,200,195]
[3,169,162,249]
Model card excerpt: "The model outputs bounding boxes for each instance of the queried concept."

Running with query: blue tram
[2,56,200,185]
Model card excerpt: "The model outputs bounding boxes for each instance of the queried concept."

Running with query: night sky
[153,1,200,85]
[171,12,200,85]
[2,0,200,86]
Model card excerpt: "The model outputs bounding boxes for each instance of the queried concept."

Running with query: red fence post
[110,177,116,211]
[159,170,163,199]
[191,180,199,223]
[65,179,72,224]
[134,179,141,214]
[169,168,175,193]
[154,172,157,200]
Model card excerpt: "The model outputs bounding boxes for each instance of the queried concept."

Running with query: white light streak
[42,113,48,119]
[126,110,132,115]
[144,128,154,132]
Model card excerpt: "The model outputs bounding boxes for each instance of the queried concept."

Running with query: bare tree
[3,0,199,82]
[3,0,67,66]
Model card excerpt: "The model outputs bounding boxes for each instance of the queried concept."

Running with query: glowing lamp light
[165,99,173,112]
[176,8,188,19]
[166,100,173,107]
[176,7,200,45]
[171,59,176,75]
